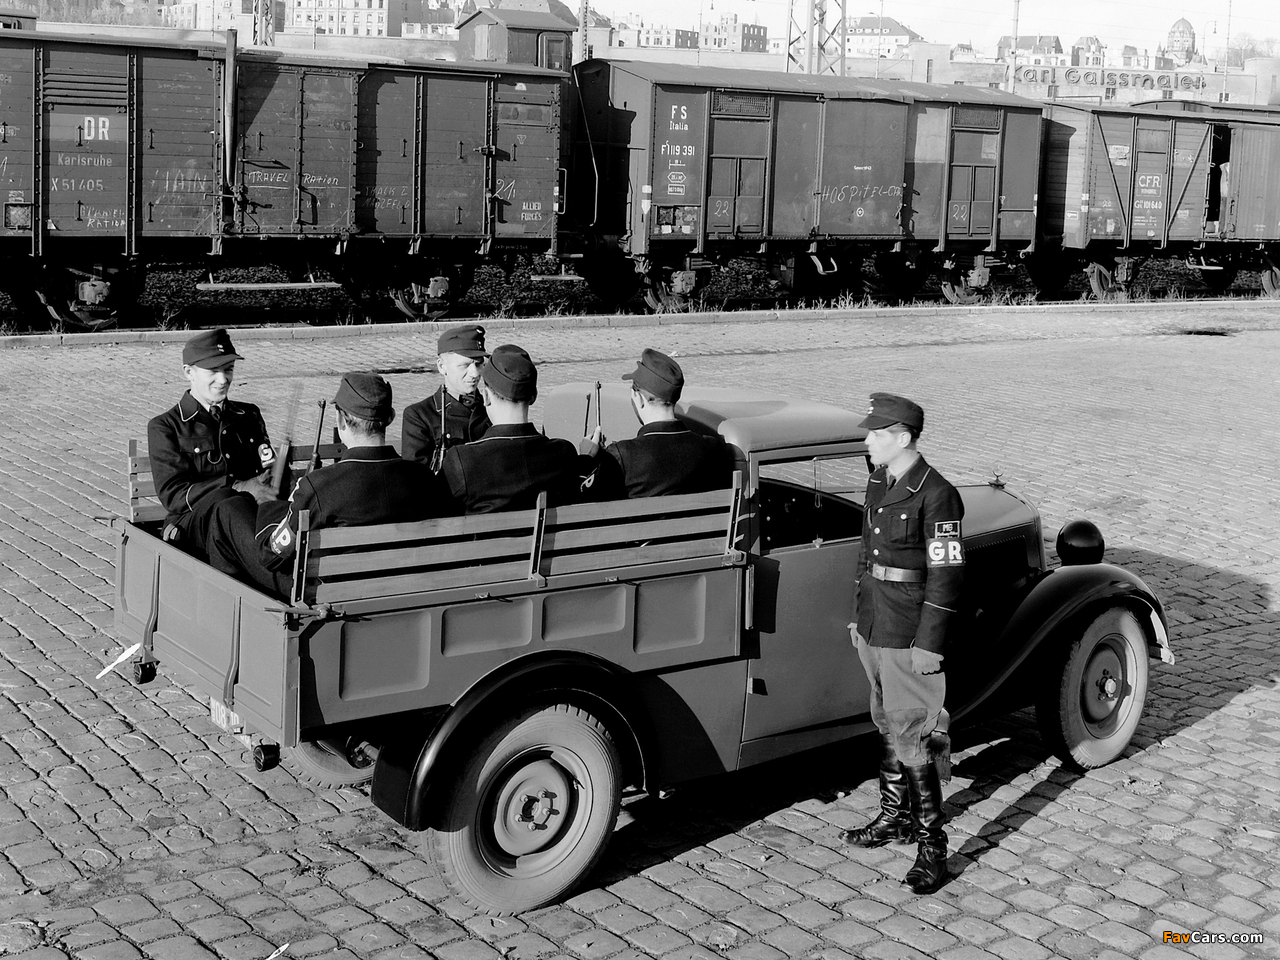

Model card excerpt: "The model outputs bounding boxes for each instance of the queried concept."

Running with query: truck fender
[371,652,650,831]
[953,562,1171,725]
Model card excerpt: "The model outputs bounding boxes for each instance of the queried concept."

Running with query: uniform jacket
[856,455,965,655]
[441,423,589,514]
[401,386,491,466]
[601,420,733,498]
[260,445,449,569]
[147,391,272,533]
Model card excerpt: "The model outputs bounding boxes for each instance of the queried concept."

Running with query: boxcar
[0,29,566,325]
[1039,102,1280,298]
[566,59,1044,307]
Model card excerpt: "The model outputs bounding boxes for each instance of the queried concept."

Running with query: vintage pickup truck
[115,383,1173,914]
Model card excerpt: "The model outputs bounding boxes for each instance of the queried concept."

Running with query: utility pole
[1009,0,1019,93]
[575,0,589,63]
[785,0,846,74]
[875,0,883,78]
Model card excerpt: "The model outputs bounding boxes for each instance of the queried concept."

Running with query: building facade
[844,15,920,58]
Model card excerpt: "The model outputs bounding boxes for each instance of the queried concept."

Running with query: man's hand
[233,475,280,505]
[911,647,944,675]
[579,425,605,457]
[847,622,859,645]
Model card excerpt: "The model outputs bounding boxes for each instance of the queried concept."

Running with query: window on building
[1218,92,1231,102]
[1162,89,1173,99]
[1104,86,1116,100]
[1047,84,1059,98]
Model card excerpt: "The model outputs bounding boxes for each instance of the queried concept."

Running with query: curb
[0,297,1267,349]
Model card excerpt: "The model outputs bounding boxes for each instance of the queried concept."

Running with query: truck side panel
[299,567,743,729]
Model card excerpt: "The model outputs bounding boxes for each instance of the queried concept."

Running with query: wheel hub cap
[492,759,573,857]
[1084,644,1124,723]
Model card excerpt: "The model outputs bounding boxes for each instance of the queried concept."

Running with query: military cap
[623,348,684,403]
[437,324,488,359]
[182,328,243,368]
[334,372,394,422]
[482,345,537,402]
[858,392,925,431]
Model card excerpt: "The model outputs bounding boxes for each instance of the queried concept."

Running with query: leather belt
[871,563,926,583]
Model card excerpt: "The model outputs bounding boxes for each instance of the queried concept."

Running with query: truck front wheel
[431,703,622,914]
[1036,607,1150,770]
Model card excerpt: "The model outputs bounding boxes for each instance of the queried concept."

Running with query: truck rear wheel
[283,740,376,789]
[430,703,621,914]
[1036,607,1149,770]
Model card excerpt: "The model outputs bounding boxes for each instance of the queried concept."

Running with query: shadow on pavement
[598,545,1277,892]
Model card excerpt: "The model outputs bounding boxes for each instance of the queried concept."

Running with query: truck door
[742,452,872,744]
[946,108,1003,240]
[1222,123,1280,241]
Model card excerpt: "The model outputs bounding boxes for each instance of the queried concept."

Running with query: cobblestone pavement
[1,303,1279,960]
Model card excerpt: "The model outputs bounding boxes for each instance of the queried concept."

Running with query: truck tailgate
[115,522,298,745]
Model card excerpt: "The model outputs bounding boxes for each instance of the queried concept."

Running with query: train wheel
[642,273,688,313]
[1085,261,1125,302]
[1197,265,1238,295]
[1261,261,1280,298]
[939,269,982,305]
[391,264,475,320]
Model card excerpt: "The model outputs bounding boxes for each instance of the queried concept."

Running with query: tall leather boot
[903,762,948,893]
[840,735,913,847]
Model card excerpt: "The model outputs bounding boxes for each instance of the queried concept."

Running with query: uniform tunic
[441,423,587,514]
[207,445,449,596]
[855,454,965,764]
[147,391,273,551]
[401,386,491,466]
[600,420,733,498]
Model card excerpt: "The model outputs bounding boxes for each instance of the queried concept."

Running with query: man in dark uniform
[842,392,964,896]
[580,348,732,498]
[207,373,449,595]
[147,329,278,560]
[402,325,491,472]
[441,345,590,514]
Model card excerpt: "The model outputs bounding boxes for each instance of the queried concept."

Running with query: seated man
[401,324,491,472]
[581,348,732,498]
[147,329,278,559]
[208,373,449,595]
[441,345,593,513]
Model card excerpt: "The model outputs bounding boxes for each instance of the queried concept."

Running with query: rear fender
[953,562,1171,724]
[371,652,649,830]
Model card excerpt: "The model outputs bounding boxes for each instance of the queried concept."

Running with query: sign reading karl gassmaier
[1017,66,1208,90]
[653,87,705,205]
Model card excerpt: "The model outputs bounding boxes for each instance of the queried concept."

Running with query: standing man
[147,329,278,559]
[441,345,590,513]
[842,393,964,895]
[207,373,449,595]
[402,325,491,471]
[579,348,732,498]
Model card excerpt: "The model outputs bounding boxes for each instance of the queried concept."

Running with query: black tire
[1036,607,1150,770]
[939,269,981,305]
[429,703,621,914]
[283,740,376,789]
[582,253,642,306]
[1261,263,1280,298]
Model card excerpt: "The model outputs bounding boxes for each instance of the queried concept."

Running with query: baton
[307,400,327,474]
[594,380,602,432]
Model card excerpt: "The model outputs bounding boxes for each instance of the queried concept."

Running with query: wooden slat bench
[294,472,745,607]
[127,439,348,526]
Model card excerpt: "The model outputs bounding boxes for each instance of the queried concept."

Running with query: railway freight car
[0,29,566,325]
[566,59,1044,308]
[1038,102,1280,299]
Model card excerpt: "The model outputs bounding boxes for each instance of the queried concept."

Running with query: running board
[196,280,343,291]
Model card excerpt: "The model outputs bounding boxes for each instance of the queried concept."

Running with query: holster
[927,730,952,784]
